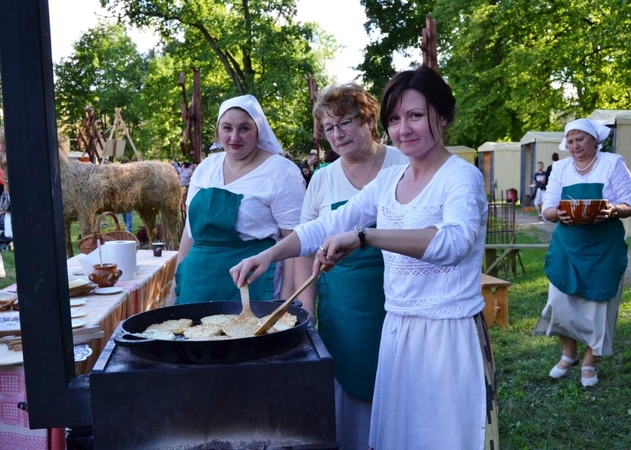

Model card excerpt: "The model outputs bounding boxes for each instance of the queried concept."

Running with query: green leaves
[360,0,631,147]
[54,1,334,158]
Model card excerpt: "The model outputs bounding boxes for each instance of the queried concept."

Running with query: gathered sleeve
[422,163,487,266]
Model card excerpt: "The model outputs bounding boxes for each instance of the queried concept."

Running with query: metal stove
[89,323,337,450]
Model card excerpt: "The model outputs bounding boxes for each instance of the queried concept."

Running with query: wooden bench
[481,273,511,328]
[484,243,549,277]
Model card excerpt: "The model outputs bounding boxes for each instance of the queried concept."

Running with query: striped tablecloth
[0,250,178,449]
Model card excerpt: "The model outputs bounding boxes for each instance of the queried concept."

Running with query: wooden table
[481,273,512,328]
[0,250,178,449]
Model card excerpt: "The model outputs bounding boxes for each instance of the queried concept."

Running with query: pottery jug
[89,263,123,288]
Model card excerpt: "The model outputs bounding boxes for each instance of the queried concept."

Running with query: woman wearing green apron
[295,83,408,450]
[167,94,305,305]
[535,118,631,387]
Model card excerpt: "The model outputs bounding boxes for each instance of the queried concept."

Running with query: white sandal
[549,354,580,379]
[581,366,598,387]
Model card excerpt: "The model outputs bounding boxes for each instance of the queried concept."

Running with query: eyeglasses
[321,115,359,136]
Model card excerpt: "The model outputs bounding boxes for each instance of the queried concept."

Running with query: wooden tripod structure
[179,68,202,164]
[106,108,143,161]
[76,106,107,163]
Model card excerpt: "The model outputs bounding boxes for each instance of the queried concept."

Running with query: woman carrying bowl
[536,118,631,387]
[295,82,408,449]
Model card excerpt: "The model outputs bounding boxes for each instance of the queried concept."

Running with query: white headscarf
[213,94,283,154]
[559,118,611,151]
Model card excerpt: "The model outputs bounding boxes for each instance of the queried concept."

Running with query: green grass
[1,212,630,448]
[491,225,631,449]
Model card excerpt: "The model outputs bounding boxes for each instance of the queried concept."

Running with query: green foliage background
[359,0,631,147]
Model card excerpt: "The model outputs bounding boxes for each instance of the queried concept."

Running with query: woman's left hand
[595,203,617,223]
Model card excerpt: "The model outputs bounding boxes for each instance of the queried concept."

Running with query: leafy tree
[360,0,631,147]
[358,0,428,95]
[99,0,333,154]
[54,22,145,143]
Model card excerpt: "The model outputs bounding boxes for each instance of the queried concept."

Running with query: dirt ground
[514,209,631,287]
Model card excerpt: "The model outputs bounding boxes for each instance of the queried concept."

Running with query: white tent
[587,110,631,165]
[519,131,567,204]
[477,142,521,201]
[587,110,631,237]
[447,145,475,164]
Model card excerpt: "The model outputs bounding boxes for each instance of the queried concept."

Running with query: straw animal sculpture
[0,133,181,257]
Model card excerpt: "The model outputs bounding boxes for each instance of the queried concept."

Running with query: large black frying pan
[114,301,310,364]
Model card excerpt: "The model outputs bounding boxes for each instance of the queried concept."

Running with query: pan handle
[271,299,303,309]
[114,333,159,347]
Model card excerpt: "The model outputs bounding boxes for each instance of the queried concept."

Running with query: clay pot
[89,263,123,288]
[558,199,608,224]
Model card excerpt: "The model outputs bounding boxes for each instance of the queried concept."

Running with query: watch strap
[354,225,367,250]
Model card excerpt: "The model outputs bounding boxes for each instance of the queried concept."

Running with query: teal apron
[545,183,627,301]
[175,188,276,304]
[317,200,386,399]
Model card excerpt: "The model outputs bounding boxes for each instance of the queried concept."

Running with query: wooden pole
[421,14,438,72]
[307,76,321,166]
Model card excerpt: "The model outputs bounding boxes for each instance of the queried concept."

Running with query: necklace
[573,153,598,173]
[342,151,380,188]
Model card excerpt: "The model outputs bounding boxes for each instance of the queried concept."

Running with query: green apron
[317,200,386,399]
[545,183,627,301]
[175,188,276,304]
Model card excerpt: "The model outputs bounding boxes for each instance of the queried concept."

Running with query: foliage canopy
[360,0,631,147]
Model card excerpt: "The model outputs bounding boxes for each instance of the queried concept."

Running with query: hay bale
[0,133,181,256]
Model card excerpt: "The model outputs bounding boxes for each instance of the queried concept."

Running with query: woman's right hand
[230,252,274,288]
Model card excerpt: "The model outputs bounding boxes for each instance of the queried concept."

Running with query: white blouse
[300,145,409,222]
[295,155,488,319]
[543,151,631,211]
[186,152,305,241]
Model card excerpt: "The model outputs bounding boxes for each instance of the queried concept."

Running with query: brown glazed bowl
[558,199,608,224]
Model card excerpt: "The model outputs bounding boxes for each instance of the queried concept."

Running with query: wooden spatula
[254,264,326,336]
[222,283,259,338]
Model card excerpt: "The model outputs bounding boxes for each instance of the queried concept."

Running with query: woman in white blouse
[536,118,631,387]
[231,66,497,449]
[167,94,305,305]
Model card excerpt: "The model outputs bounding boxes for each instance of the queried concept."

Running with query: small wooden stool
[481,273,511,328]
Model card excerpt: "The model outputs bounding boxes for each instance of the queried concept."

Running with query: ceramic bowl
[558,199,607,224]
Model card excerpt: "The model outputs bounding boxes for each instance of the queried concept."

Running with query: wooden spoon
[254,264,326,336]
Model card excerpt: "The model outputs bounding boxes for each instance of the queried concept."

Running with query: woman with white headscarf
[535,118,631,387]
[167,94,305,304]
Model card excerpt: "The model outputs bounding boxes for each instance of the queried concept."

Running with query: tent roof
[477,141,520,152]
[447,145,474,152]
[519,131,565,145]
[587,110,631,125]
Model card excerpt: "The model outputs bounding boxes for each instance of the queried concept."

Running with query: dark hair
[552,152,559,161]
[324,150,340,163]
[313,83,380,141]
[183,162,191,168]
[380,66,456,139]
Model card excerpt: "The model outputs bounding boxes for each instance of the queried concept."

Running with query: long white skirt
[369,313,488,450]
[534,280,623,356]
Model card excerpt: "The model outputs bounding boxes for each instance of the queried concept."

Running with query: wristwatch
[354,225,367,250]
